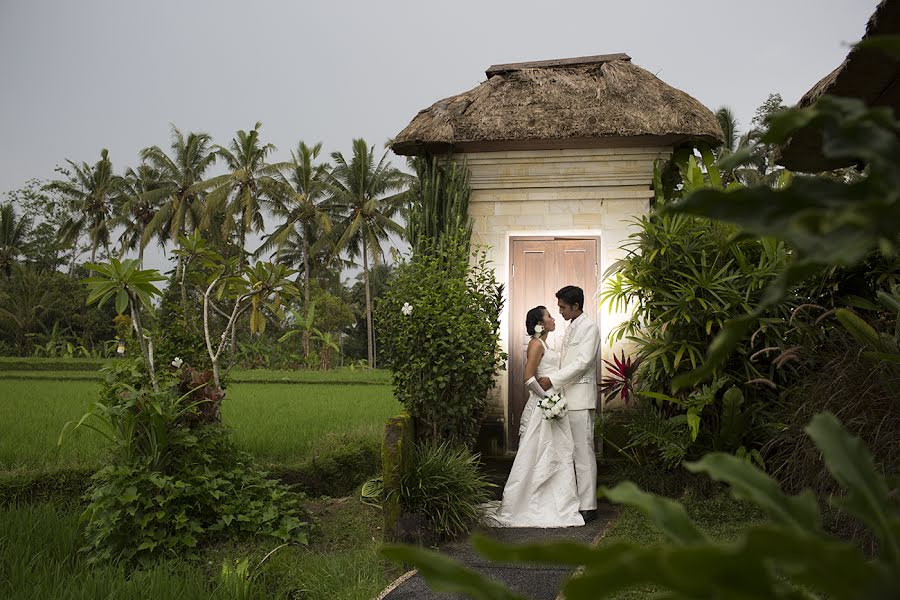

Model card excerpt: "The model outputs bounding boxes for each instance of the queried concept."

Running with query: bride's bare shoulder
[526,338,544,356]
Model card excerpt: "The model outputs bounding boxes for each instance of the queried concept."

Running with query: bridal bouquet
[537,392,567,421]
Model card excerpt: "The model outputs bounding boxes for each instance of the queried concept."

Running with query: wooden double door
[508,237,600,450]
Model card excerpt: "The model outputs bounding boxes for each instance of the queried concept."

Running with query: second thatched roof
[778,0,900,172]
[391,53,723,155]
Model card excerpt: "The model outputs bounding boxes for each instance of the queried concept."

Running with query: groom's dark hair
[556,286,584,311]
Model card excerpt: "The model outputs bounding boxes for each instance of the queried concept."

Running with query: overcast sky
[0,0,881,275]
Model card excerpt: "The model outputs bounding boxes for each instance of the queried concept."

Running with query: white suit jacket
[551,313,600,411]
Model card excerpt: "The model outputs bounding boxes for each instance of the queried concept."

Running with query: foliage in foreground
[2,495,394,600]
[601,152,785,470]
[377,241,505,447]
[61,360,309,563]
[667,93,900,389]
[383,412,900,599]
[399,442,495,540]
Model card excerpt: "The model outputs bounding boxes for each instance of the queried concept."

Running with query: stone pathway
[379,504,616,600]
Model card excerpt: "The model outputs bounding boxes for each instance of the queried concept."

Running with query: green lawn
[1,497,398,600]
[0,377,400,474]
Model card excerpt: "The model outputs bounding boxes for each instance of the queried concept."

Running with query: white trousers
[568,409,597,511]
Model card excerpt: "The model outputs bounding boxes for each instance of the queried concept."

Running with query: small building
[391,53,722,451]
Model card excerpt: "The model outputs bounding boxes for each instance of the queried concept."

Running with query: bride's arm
[523,339,544,382]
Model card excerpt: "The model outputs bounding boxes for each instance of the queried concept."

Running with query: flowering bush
[377,240,505,447]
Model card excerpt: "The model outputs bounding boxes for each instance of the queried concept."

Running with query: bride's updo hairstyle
[525,306,547,337]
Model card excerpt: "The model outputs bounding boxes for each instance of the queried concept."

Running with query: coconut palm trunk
[362,237,375,368]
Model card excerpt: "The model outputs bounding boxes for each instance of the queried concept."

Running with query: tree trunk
[137,242,144,269]
[362,238,374,368]
[302,236,311,358]
[130,297,158,392]
[177,222,189,322]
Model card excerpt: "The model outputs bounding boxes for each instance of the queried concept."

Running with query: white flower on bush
[401,302,413,316]
[532,324,544,338]
[171,357,184,369]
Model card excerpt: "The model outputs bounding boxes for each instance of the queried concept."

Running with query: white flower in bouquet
[540,392,567,421]
[532,324,544,339]
[401,302,413,316]
[171,357,183,368]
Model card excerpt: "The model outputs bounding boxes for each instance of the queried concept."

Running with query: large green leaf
[379,544,525,600]
[600,482,706,544]
[685,453,820,533]
[564,542,775,600]
[805,412,900,564]
[835,308,884,350]
[741,526,889,600]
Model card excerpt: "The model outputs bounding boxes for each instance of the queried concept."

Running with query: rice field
[0,374,400,474]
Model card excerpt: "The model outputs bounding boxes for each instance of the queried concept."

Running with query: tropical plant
[599,350,640,406]
[200,256,299,386]
[406,155,473,258]
[140,126,217,301]
[83,258,166,389]
[201,122,284,267]
[262,140,337,355]
[46,149,122,263]
[60,359,309,563]
[0,265,66,354]
[0,202,32,276]
[668,94,900,390]
[383,412,900,599]
[114,164,165,266]
[400,442,496,540]
[329,138,409,367]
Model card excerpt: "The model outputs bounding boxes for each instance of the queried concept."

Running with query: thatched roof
[391,53,723,155]
[778,0,900,172]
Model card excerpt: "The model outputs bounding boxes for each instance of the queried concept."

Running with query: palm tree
[140,126,217,250]
[260,141,337,356]
[115,164,166,266]
[329,138,409,368]
[46,149,121,264]
[201,122,284,268]
[715,107,740,154]
[0,203,32,276]
[140,126,217,310]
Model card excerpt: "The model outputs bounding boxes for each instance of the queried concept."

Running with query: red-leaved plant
[600,350,640,406]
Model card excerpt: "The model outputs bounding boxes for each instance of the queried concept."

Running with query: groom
[538,285,600,522]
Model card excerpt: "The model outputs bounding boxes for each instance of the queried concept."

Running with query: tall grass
[0,379,399,473]
[1,498,397,600]
[0,504,231,600]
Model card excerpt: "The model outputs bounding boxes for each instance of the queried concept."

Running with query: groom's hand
[537,377,552,391]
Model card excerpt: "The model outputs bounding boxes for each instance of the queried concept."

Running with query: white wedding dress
[487,340,584,528]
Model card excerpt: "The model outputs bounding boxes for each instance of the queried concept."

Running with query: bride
[488,305,584,528]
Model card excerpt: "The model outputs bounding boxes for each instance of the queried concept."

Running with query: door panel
[508,237,599,450]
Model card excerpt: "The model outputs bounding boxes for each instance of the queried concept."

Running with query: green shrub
[399,442,495,540]
[600,154,789,468]
[271,432,381,498]
[64,362,310,563]
[82,430,308,563]
[377,241,505,447]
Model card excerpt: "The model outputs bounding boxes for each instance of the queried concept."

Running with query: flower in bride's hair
[401,302,413,316]
[532,324,544,338]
